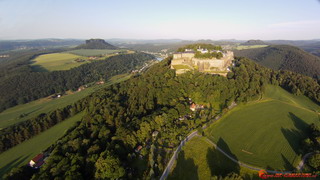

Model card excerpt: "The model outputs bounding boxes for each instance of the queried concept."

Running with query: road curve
[160,131,293,180]
[296,152,316,171]
[159,131,198,180]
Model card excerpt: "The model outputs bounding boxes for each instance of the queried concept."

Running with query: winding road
[159,103,313,180]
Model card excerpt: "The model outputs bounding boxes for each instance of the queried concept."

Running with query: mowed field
[0,73,131,130]
[31,53,88,71]
[205,85,320,170]
[235,45,268,50]
[0,112,84,178]
[67,49,126,56]
[168,136,258,180]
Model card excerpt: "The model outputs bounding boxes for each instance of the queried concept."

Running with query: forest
[4,55,319,179]
[0,52,154,112]
[234,45,320,81]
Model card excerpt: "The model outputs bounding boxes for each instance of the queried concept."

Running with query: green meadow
[0,112,84,178]
[67,49,125,56]
[0,73,131,129]
[235,45,268,50]
[168,136,258,180]
[31,53,88,71]
[205,85,320,170]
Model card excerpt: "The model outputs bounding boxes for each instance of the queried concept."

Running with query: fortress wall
[181,53,194,59]
[193,58,225,68]
[173,54,182,59]
[171,59,186,65]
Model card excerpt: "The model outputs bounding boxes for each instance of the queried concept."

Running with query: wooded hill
[4,54,319,179]
[75,39,118,49]
[240,39,269,45]
[234,45,320,80]
[0,51,154,112]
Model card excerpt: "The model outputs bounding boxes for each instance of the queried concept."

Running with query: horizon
[0,0,320,40]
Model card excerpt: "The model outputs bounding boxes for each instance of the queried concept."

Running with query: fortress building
[171,48,234,76]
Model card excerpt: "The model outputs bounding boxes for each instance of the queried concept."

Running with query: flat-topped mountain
[75,39,118,49]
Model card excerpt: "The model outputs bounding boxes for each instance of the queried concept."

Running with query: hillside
[75,39,118,49]
[4,56,316,179]
[234,45,320,79]
[205,85,320,170]
[241,39,268,45]
[0,52,154,111]
[0,39,82,52]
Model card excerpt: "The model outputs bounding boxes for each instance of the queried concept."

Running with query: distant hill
[234,45,320,80]
[0,39,82,52]
[265,40,320,57]
[75,39,118,49]
[241,40,269,45]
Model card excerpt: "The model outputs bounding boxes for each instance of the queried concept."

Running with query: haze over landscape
[0,0,320,40]
[0,0,320,180]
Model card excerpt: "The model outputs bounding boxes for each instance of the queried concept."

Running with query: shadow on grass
[281,153,295,170]
[0,154,31,178]
[281,112,309,156]
[206,138,240,177]
[169,151,199,180]
[30,65,48,72]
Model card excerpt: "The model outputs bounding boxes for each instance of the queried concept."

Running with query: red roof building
[29,153,45,169]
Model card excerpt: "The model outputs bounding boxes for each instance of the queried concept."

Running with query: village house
[135,145,143,153]
[152,131,159,137]
[77,86,85,92]
[96,80,105,85]
[29,153,45,169]
[190,103,205,112]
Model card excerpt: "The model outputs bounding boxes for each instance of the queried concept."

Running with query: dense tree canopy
[0,52,154,112]
[4,55,320,179]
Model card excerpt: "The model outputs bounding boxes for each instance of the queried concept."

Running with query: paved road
[159,130,198,180]
[296,152,315,171]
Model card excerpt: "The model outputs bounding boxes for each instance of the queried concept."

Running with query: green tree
[95,152,125,179]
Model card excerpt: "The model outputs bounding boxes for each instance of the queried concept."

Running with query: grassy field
[168,136,258,180]
[205,85,320,171]
[31,53,89,71]
[67,49,126,56]
[0,74,131,130]
[172,64,192,70]
[0,112,84,178]
[235,45,268,50]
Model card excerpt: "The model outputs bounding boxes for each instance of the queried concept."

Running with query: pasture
[235,45,268,50]
[0,73,131,129]
[31,53,88,71]
[67,49,126,56]
[205,85,320,170]
[0,112,84,178]
[168,136,258,180]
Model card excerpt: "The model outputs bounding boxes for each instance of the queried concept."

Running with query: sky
[0,0,320,40]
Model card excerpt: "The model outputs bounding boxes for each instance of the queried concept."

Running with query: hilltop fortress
[171,45,234,76]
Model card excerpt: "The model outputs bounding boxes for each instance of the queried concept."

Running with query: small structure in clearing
[29,153,45,169]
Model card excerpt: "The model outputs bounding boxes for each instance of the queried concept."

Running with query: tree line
[0,52,154,112]
[4,56,320,179]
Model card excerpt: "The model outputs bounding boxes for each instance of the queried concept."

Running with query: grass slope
[168,136,258,180]
[235,45,268,50]
[31,53,88,71]
[67,49,124,56]
[0,74,131,129]
[206,85,320,170]
[0,112,84,178]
